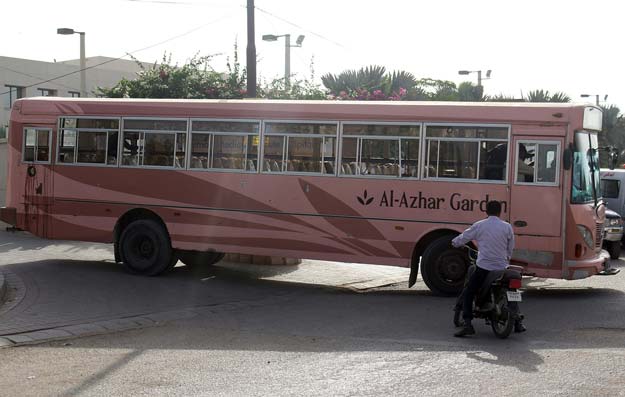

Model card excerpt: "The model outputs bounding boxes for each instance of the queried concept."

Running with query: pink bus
[0,98,612,295]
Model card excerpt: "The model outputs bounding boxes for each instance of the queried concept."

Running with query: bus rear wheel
[420,235,468,296]
[119,219,175,276]
[178,250,225,267]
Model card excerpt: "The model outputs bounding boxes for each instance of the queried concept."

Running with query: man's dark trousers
[462,266,491,321]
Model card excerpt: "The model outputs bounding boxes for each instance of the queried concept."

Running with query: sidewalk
[215,260,411,291]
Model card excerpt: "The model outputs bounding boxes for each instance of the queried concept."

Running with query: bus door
[509,136,563,237]
[22,127,54,237]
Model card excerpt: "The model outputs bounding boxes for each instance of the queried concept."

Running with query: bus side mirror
[563,145,573,170]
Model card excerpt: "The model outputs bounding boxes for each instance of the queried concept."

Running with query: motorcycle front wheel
[490,291,514,339]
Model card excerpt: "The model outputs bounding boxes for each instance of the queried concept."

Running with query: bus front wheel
[119,219,175,276]
[420,235,468,296]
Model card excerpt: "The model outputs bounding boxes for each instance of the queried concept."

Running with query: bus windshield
[572,131,600,204]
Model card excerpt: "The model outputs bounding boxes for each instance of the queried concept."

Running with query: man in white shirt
[452,200,525,337]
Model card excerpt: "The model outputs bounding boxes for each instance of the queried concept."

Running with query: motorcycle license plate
[506,291,522,302]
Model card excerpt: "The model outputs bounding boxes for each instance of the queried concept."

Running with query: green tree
[260,57,326,100]
[321,66,419,100]
[485,94,524,102]
[457,81,483,101]
[598,105,625,168]
[96,50,247,99]
[525,89,571,103]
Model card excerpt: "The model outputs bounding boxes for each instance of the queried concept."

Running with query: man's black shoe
[514,321,527,333]
[454,324,476,337]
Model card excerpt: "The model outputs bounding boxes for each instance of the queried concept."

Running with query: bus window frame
[514,139,561,186]
[338,120,421,179]
[422,122,511,184]
[261,119,339,176]
[120,117,189,170]
[56,116,122,168]
[189,118,261,174]
[22,127,53,164]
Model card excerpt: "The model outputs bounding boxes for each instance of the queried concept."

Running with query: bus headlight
[607,218,623,226]
[577,225,594,248]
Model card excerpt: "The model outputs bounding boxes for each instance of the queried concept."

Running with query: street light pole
[284,34,291,89]
[581,94,607,106]
[79,32,86,98]
[458,69,491,88]
[57,28,87,98]
[262,33,304,91]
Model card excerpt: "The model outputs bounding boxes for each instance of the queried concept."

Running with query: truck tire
[420,235,468,296]
[119,219,175,276]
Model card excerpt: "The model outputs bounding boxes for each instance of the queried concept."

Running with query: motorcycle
[453,246,524,339]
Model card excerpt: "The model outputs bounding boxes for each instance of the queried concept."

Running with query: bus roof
[13,97,594,126]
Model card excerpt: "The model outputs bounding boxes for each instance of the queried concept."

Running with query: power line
[0,64,80,92]
[254,6,346,49]
[0,13,235,98]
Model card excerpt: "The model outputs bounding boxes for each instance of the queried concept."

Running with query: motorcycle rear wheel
[490,292,514,339]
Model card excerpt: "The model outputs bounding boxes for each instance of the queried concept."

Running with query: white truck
[600,169,625,259]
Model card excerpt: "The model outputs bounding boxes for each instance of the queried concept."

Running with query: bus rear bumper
[0,207,17,226]
[564,251,613,279]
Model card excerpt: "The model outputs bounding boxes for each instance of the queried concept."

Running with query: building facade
[0,55,149,131]
[0,55,147,219]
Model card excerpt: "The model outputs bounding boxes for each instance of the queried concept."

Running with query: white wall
[0,56,147,127]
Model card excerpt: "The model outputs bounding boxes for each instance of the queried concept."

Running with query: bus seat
[341,163,352,175]
[191,156,203,168]
[287,160,296,171]
[324,161,334,174]
[463,166,476,179]
[263,160,272,172]
[271,160,281,172]
[247,160,256,172]
[213,157,224,168]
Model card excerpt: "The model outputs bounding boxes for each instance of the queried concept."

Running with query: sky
[3,0,623,110]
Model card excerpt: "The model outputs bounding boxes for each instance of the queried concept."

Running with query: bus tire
[420,235,468,296]
[178,251,225,267]
[119,219,174,276]
[607,241,621,260]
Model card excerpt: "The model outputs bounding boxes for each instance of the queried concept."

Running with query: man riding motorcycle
[452,200,526,337]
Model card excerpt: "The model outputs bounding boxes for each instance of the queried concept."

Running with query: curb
[0,271,6,307]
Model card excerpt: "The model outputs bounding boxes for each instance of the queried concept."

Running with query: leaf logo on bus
[357,190,375,206]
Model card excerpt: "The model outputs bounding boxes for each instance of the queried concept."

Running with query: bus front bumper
[564,250,618,278]
[0,207,16,226]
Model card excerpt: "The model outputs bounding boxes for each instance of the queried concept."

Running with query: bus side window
[515,141,559,184]
[23,128,50,163]
[537,144,558,183]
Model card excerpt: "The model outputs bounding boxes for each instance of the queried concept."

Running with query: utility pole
[246,0,257,98]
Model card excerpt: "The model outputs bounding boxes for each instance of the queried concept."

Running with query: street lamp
[57,27,87,98]
[581,94,608,106]
[458,69,492,87]
[262,33,305,89]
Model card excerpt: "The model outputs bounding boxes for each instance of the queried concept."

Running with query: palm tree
[525,90,570,103]
[321,65,387,94]
[485,94,524,102]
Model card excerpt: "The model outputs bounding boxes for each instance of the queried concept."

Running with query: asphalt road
[1,231,625,396]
